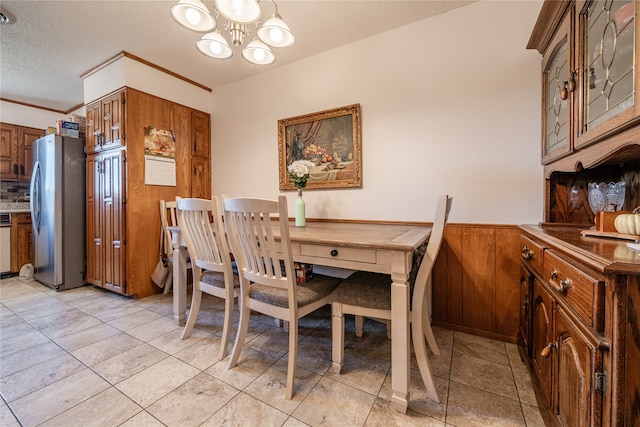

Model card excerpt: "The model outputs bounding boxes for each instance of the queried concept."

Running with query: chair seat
[250,274,341,308]
[333,271,391,310]
[201,270,240,288]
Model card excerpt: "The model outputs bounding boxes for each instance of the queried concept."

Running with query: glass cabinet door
[542,14,574,164]
[577,0,636,147]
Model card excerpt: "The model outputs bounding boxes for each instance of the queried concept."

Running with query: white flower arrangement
[287,160,316,189]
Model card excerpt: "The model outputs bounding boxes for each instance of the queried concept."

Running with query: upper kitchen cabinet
[191,110,211,199]
[0,123,44,181]
[85,89,125,155]
[529,0,640,168]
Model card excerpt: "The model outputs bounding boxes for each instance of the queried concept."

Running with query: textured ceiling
[0,0,475,113]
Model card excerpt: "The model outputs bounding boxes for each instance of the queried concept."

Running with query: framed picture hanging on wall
[278,103,362,190]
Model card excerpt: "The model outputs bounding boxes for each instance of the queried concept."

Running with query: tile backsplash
[0,180,30,202]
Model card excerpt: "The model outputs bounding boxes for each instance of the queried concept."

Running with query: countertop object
[0,202,30,213]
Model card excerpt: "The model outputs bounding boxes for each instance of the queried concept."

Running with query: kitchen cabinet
[519,224,637,426]
[85,87,210,298]
[86,150,126,294]
[10,213,32,273]
[85,89,125,155]
[0,123,44,181]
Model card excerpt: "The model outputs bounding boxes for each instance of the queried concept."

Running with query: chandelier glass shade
[170,0,295,65]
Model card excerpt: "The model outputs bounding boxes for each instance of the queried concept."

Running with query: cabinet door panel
[86,155,102,287]
[0,124,18,180]
[102,151,126,294]
[541,12,574,164]
[191,156,210,199]
[191,110,210,157]
[519,266,532,355]
[555,306,601,427]
[85,101,102,154]
[20,128,42,180]
[532,278,554,406]
[101,91,124,151]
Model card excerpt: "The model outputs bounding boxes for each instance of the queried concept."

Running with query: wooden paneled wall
[432,224,521,343]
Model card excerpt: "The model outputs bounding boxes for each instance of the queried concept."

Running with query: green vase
[295,189,306,227]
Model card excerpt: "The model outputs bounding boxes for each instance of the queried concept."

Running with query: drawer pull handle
[521,246,534,260]
[330,249,339,257]
[557,278,572,293]
[541,342,556,358]
[549,269,558,281]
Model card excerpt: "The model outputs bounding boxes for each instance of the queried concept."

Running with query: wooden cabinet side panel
[495,228,521,338]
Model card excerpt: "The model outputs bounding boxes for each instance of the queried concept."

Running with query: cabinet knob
[20,165,24,175]
[557,277,572,293]
[541,342,556,358]
[549,269,558,281]
[330,249,339,257]
[521,246,534,260]
[13,164,18,174]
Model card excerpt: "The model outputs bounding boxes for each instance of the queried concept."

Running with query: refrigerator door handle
[30,160,41,236]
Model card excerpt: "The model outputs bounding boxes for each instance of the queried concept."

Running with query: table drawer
[520,235,544,272]
[300,243,377,264]
[542,250,602,327]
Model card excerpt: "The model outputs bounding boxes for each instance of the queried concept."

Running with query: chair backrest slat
[223,196,294,291]
[176,197,231,274]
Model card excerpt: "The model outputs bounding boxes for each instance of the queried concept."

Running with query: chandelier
[170,0,295,65]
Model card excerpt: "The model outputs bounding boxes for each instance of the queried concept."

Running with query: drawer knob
[541,342,556,358]
[521,246,534,260]
[549,269,558,281]
[557,278,572,293]
[330,249,339,257]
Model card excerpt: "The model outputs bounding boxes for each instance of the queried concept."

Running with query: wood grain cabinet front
[0,123,44,181]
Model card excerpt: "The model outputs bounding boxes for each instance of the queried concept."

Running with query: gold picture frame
[278,103,362,190]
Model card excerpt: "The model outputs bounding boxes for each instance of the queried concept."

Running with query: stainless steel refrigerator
[30,133,86,290]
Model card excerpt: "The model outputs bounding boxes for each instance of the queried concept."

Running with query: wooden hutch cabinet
[523,1,640,426]
[86,87,210,298]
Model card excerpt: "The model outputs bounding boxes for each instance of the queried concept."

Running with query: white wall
[0,101,68,129]
[210,0,544,224]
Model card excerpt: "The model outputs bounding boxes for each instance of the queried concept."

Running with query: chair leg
[181,283,202,339]
[355,315,364,337]
[331,302,345,374]
[285,317,298,400]
[422,308,441,356]
[411,323,440,403]
[218,295,235,361]
[228,298,250,368]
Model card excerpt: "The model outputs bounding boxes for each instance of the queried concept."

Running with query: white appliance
[30,134,86,290]
[0,213,10,275]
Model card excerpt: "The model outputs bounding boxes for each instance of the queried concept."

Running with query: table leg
[390,255,411,414]
[171,230,187,326]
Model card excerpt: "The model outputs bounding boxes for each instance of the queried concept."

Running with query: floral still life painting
[278,104,361,190]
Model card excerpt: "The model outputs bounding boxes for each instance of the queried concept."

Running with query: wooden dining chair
[331,194,452,402]
[222,195,342,399]
[176,197,239,361]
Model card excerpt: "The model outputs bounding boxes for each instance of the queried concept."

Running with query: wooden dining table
[169,220,431,414]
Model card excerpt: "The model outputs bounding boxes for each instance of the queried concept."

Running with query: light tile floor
[0,277,545,427]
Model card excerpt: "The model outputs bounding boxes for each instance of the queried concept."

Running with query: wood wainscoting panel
[433,224,521,342]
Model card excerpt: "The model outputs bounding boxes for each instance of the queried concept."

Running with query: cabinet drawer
[542,250,603,328]
[520,235,544,272]
[300,243,376,264]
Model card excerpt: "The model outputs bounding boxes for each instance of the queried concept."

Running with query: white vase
[295,189,306,227]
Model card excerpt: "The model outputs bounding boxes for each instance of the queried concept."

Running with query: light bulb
[253,48,265,61]
[209,42,222,55]
[270,27,283,43]
[185,8,201,25]
[231,0,245,17]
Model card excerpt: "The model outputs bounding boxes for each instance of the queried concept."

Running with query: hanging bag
[151,223,172,289]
